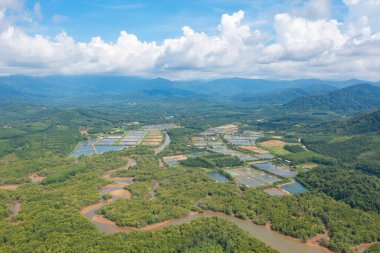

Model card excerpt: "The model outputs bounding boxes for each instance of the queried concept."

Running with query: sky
[0,0,379,80]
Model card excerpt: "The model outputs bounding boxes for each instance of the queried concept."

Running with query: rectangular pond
[253,162,298,178]
[280,181,309,194]
[94,145,128,154]
[236,177,266,187]
[206,172,230,183]
[225,167,281,187]
[257,154,275,159]
[70,141,95,156]
[254,162,277,170]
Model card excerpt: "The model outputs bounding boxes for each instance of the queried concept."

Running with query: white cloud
[343,0,380,40]
[0,1,380,80]
[273,13,347,60]
[292,0,331,20]
[0,0,24,11]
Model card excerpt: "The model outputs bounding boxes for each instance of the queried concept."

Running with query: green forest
[0,95,379,253]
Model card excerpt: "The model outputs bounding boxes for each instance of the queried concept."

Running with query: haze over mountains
[1,75,379,105]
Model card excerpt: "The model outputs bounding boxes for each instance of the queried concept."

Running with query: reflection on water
[86,207,329,253]
[95,145,127,154]
[164,212,330,253]
[254,162,277,170]
[281,181,309,194]
[206,172,230,182]
[70,141,128,157]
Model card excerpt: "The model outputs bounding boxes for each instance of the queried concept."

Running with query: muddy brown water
[80,157,361,253]
[84,207,332,253]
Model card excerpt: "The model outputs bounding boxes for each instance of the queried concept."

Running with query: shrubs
[303,135,372,161]
[297,166,380,213]
[181,157,216,168]
[284,145,304,153]
[282,151,337,165]
[42,165,88,185]
[180,154,243,168]
[102,194,112,200]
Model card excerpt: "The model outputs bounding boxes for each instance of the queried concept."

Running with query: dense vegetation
[366,244,380,253]
[297,166,380,213]
[283,144,304,153]
[0,149,278,253]
[1,86,380,253]
[181,153,244,168]
[103,151,380,253]
[302,134,380,162]
[323,109,380,134]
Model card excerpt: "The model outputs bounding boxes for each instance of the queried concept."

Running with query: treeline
[297,166,380,213]
[42,164,89,185]
[302,135,373,161]
[281,150,337,166]
[0,191,11,218]
[181,153,243,168]
[356,160,380,177]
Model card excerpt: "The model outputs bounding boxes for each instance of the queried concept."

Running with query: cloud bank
[0,0,380,80]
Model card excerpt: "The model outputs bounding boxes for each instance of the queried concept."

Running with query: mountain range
[1,76,380,114]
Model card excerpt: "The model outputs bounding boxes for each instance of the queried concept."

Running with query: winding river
[80,157,371,253]
[154,132,170,154]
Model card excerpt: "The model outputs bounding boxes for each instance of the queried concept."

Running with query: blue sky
[0,0,379,80]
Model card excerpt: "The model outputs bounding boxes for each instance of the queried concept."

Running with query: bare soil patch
[306,231,332,253]
[260,140,286,147]
[0,185,20,190]
[109,189,132,199]
[239,146,269,154]
[191,136,205,141]
[264,187,289,196]
[303,163,318,169]
[353,242,380,253]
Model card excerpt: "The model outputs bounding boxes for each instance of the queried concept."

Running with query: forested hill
[284,84,380,113]
[239,84,337,105]
[329,110,380,134]
[305,109,380,134]
[0,86,36,104]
